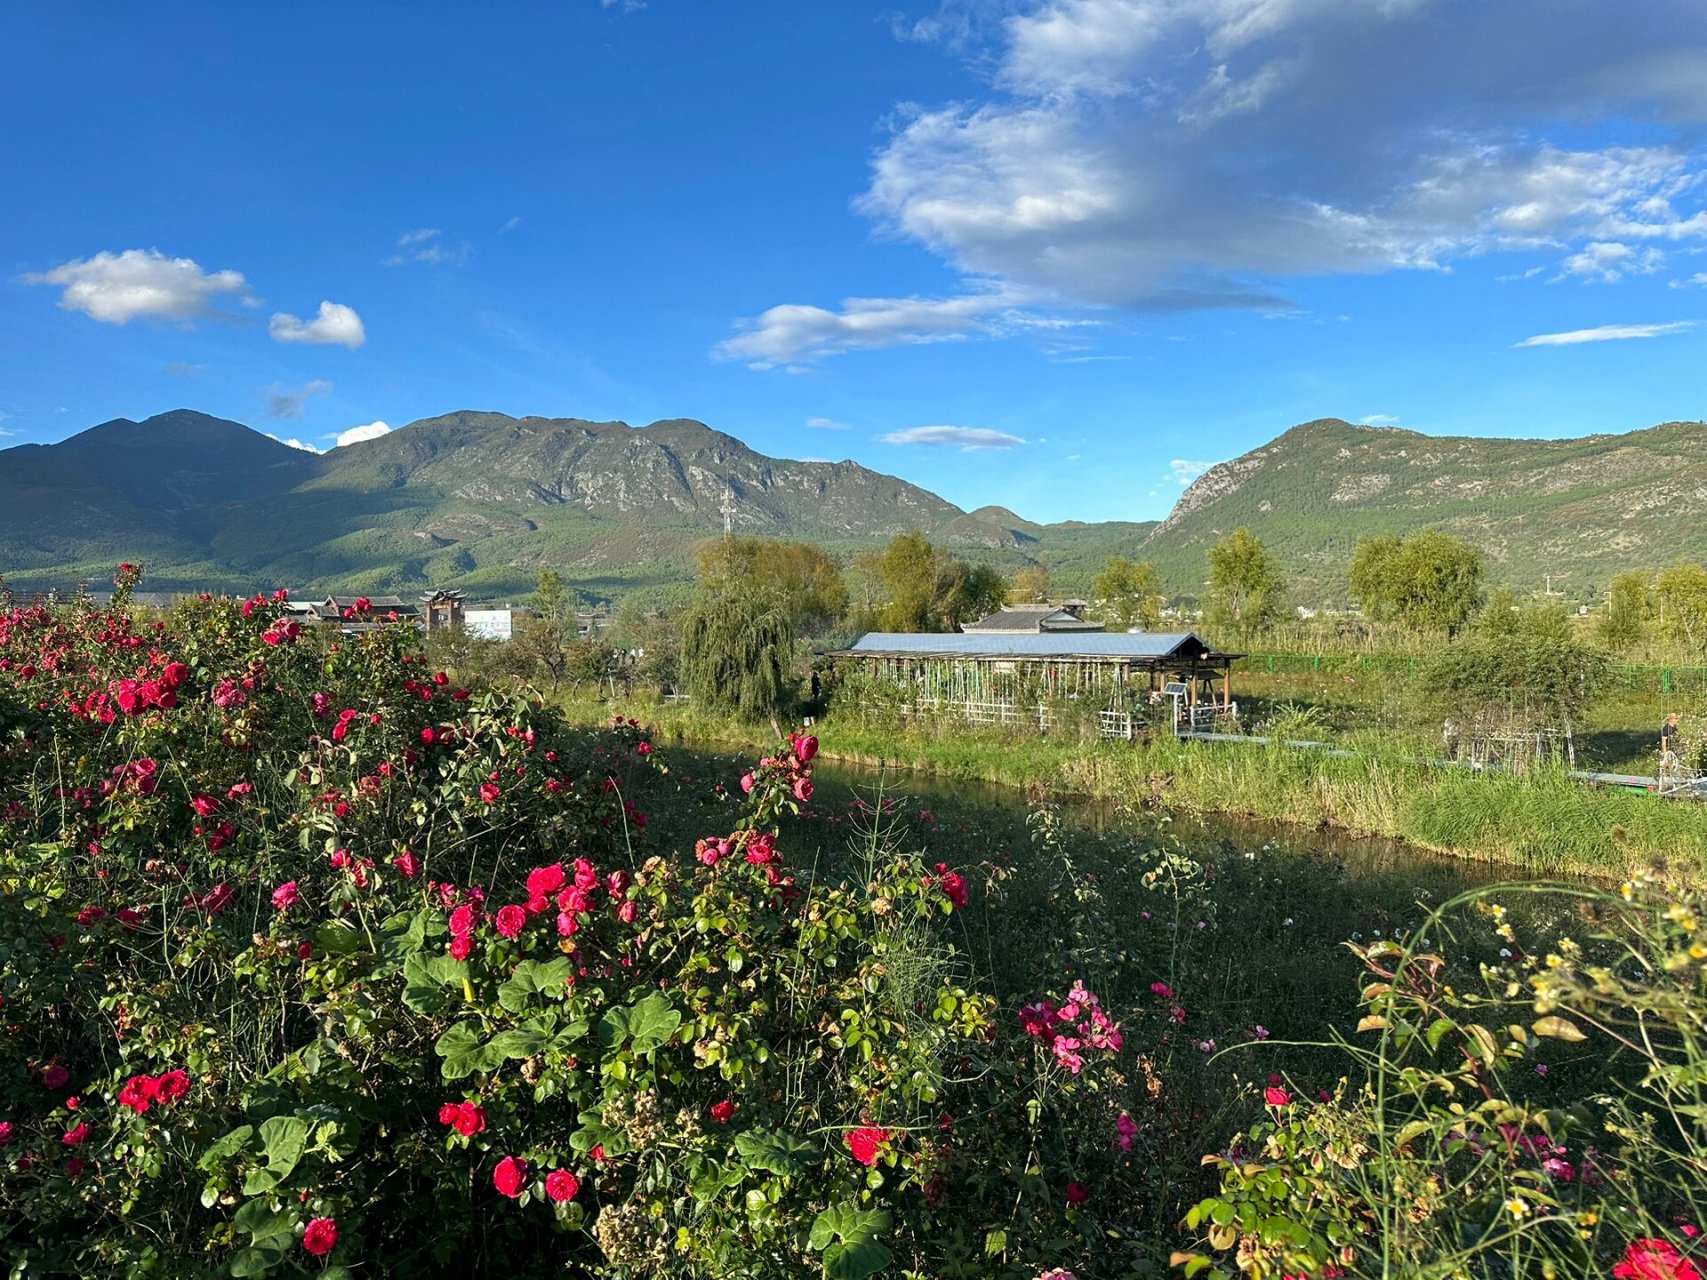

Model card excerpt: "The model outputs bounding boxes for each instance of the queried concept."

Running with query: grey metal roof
[839,631,1237,660]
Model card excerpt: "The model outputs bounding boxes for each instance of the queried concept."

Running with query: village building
[960,600,1105,634]
[420,589,467,632]
[831,630,1242,737]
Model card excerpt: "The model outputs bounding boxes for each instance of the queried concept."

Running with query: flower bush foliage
[1176,875,1707,1279]
[0,573,1141,1278]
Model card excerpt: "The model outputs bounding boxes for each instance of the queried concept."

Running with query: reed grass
[555,694,1706,878]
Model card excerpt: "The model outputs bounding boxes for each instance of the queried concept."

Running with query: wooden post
[1222,664,1231,712]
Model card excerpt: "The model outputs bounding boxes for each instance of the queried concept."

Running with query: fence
[1244,651,1707,699]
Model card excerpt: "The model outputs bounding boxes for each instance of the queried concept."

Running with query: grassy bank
[562,697,1706,877]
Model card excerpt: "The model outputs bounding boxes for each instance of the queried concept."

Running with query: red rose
[437,1101,485,1137]
[1066,1181,1089,1205]
[302,1217,338,1257]
[1264,1086,1292,1107]
[479,782,501,805]
[710,1100,737,1124]
[844,1125,890,1167]
[495,904,527,939]
[794,734,818,763]
[544,1169,580,1202]
[62,1123,90,1146]
[154,1069,190,1103]
[119,1074,159,1114]
[493,1155,528,1198]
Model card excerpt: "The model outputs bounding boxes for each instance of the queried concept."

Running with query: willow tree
[679,588,797,729]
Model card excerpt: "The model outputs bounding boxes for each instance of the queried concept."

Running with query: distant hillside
[0,410,1154,601]
[1139,417,1707,599]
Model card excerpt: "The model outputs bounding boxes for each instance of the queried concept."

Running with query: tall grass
[553,693,1707,877]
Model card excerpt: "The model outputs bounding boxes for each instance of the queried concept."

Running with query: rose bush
[0,573,1152,1278]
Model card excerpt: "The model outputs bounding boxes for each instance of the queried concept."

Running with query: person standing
[1661,712,1682,761]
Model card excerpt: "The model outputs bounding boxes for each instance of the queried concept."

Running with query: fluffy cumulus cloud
[1555,241,1663,283]
[269,301,366,348]
[1513,321,1697,347]
[333,420,392,447]
[25,248,250,323]
[729,0,1707,363]
[881,425,1026,450]
[266,379,333,420]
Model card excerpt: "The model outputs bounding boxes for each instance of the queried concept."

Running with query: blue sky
[3,0,1705,523]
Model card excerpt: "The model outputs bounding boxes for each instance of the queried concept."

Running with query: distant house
[465,608,514,641]
[961,600,1104,634]
[81,590,191,613]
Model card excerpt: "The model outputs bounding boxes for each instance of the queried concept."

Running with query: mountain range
[2,409,1703,604]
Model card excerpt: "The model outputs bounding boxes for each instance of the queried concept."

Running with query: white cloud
[334,420,392,447]
[881,425,1026,450]
[266,379,333,419]
[266,433,323,453]
[499,216,522,234]
[1358,413,1401,426]
[384,227,470,267]
[806,416,852,430]
[1671,272,1707,289]
[717,293,1007,366]
[1555,241,1663,283]
[25,248,250,323]
[1169,458,1213,485]
[727,0,1707,360]
[1513,321,1697,347]
[269,301,366,349]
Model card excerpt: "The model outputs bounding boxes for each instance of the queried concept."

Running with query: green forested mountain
[6,410,1702,605]
[1138,417,1707,601]
[0,410,1153,601]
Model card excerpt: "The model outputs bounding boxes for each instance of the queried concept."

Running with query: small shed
[832,631,1242,734]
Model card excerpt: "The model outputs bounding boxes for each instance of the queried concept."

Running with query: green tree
[697,537,847,635]
[937,559,1008,630]
[875,532,939,632]
[1595,570,1652,652]
[1007,564,1050,604]
[531,568,573,623]
[1205,528,1288,638]
[679,587,797,728]
[1422,593,1608,763]
[1090,556,1166,632]
[1347,529,1484,635]
[1654,561,1707,655]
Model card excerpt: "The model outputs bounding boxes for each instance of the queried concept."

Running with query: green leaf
[435,1020,497,1080]
[258,1116,308,1180]
[312,920,361,956]
[810,1206,895,1280]
[402,952,466,1015]
[198,1124,254,1171]
[596,992,682,1055]
[1426,1018,1457,1051]
[229,1241,289,1277]
[734,1127,817,1177]
[234,1200,293,1240]
[497,957,572,1014]
[487,1028,550,1061]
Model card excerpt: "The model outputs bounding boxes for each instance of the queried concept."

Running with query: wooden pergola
[831,631,1243,734]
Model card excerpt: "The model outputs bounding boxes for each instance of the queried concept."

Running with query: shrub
[0,575,1146,1278]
